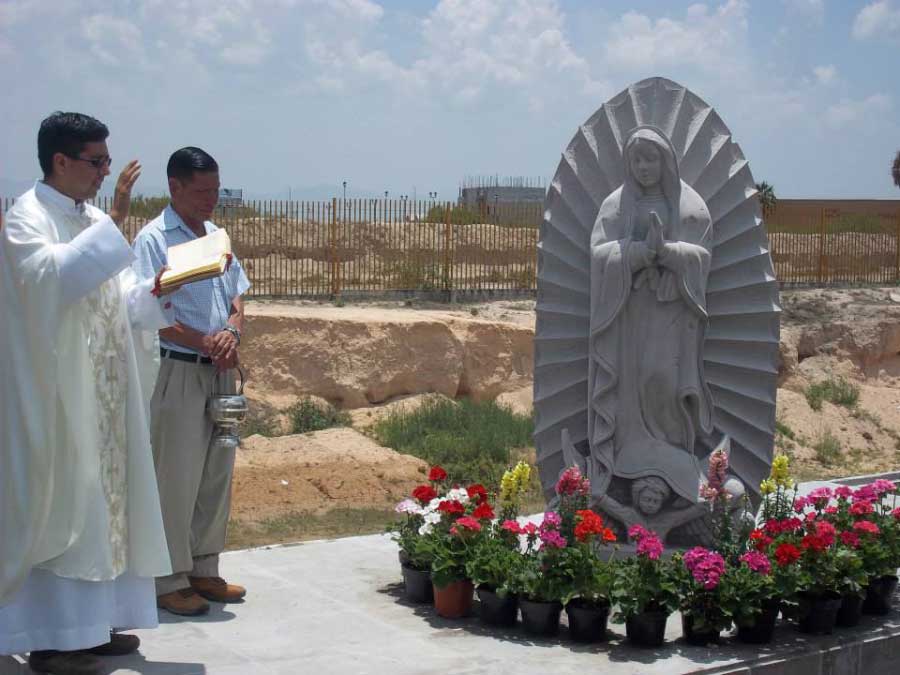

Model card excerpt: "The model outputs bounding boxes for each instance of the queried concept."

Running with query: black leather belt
[160,347,213,365]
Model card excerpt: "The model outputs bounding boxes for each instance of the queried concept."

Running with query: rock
[495,384,534,417]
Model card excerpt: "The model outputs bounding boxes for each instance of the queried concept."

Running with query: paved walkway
[2,528,899,675]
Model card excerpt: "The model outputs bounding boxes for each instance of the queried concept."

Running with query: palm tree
[892,150,900,189]
[755,181,777,210]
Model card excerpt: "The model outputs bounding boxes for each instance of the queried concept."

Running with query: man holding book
[132,147,250,616]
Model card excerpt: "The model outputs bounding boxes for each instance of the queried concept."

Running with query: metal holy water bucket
[207,367,249,451]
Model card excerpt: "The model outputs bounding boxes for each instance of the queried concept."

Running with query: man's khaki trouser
[151,357,236,596]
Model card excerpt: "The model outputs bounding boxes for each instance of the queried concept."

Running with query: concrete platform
[3,530,900,675]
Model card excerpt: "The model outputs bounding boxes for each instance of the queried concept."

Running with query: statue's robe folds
[589,181,714,503]
[0,182,173,653]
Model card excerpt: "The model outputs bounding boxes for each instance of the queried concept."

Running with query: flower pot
[565,599,610,643]
[625,610,669,648]
[736,600,780,644]
[476,586,518,627]
[433,579,473,619]
[863,575,899,616]
[519,598,562,637]
[681,613,720,646]
[400,564,433,603]
[797,592,841,635]
[836,593,865,628]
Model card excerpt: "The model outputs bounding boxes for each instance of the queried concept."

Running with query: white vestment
[0,182,174,653]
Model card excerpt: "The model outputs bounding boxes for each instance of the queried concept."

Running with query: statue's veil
[534,77,781,505]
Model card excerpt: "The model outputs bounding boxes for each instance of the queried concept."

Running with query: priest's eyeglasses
[67,154,112,170]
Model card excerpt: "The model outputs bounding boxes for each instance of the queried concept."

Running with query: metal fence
[3,196,899,295]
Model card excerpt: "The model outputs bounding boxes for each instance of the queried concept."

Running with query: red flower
[816,520,836,546]
[522,522,538,536]
[472,502,495,520]
[501,519,523,534]
[853,520,880,536]
[428,466,447,482]
[749,529,774,551]
[824,506,838,515]
[411,485,437,503]
[437,500,465,516]
[850,501,874,516]
[466,484,488,504]
[454,516,482,532]
[775,543,802,566]
[840,531,860,548]
[601,528,617,542]
[574,509,606,543]
[801,534,827,552]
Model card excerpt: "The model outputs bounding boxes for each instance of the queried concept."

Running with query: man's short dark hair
[167,147,218,183]
[893,150,900,189]
[37,112,109,177]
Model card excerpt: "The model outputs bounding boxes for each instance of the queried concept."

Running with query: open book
[159,228,231,291]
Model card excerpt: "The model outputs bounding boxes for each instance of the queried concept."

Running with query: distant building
[458,176,545,209]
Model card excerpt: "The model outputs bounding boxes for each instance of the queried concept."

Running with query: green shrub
[805,376,859,411]
[288,397,351,434]
[775,420,796,440]
[813,429,841,466]
[372,398,534,486]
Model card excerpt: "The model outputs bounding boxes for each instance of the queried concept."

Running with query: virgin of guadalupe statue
[589,125,714,506]
[534,78,780,547]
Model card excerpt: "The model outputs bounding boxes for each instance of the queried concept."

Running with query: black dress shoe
[27,650,102,675]
[82,631,141,656]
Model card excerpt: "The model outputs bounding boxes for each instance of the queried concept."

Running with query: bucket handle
[213,366,245,396]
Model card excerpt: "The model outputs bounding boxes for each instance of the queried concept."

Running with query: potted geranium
[611,525,678,647]
[672,547,730,645]
[465,522,524,626]
[512,513,571,636]
[721,550,780,644]
[563,508,617,642]
[852,479,900,615]
[388,465,449,603]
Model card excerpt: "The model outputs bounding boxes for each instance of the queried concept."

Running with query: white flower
[395,499,421,515]
[418,522,434,536]
[446,488,470,504]
[424,511,442,525]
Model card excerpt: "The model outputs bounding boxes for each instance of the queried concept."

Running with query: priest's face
[170,171,220,225]
[54,140,112,201]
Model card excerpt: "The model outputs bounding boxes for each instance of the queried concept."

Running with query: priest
[0,112,174,675]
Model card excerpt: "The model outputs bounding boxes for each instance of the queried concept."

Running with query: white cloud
[824,93,892,128]
[813,64,837,85]
[603,0,749,76]
[80,14,144,66]
[852,1,900,40]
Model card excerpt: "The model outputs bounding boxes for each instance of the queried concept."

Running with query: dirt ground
[227,288,900,548]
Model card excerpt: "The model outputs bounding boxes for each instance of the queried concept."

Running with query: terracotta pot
[796,591,841,635]
[433,579,473,619]
[565,599,610,643]
[736,600,780,644]
[519,598,562,636]
[681,613,720,646]
[476,586,518,627]
[625,610,669,647]
[400,564,433,604]
[836,593,865,627]
[863,575,899,616]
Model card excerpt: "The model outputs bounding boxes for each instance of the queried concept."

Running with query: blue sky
[1,0,899,200]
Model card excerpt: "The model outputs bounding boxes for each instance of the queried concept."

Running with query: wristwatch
[224,325,241,345]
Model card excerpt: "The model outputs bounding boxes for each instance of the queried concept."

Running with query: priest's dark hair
[167,147,219,183]
[37,112,109,178]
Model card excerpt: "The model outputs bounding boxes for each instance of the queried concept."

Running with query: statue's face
[638,489,664,515]
[629,142,662,190]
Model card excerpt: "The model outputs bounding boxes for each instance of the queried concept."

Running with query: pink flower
[540,511,562,530]
[808,487,834,507]
[794,496,810,512]
[701,449,729,500]
[850,501,874,516]
[555,466,591,497]
[824,506,838,515]
[816,520,837,545]
[892,507,900,520]
[539,529,567,549]
[853,520,880,536]
[840,531,860,548]
[835,486,853,500]
[632,527,664,560]
[501,519,523,534]
[454,516,482,532]
[628,524,651,540]
[853,485,877,502]
[683,547,726,589]
[871,479,896,496]
[522,522,538,537]
[740,550,772,575]
[395,499,420,515]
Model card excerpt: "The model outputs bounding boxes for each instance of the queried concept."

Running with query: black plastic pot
[476,586,518,627]
[736,600,780,644]
[400,564,434,603]
[565,599,610,643]
[863,575,899,616]
[797,592,841,635]
[519,598,562,636]
[836,593,865,627]
[625,610,669,648]
[681,613,720,646]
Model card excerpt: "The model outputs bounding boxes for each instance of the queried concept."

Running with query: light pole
[342,180,347,201]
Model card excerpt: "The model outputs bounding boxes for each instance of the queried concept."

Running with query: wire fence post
[443,204,453,293]
[330,197,340,297]
[895,209,900,283]
[817,207,827,285]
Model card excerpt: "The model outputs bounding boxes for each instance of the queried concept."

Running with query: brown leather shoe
[189,576,247,603]
[28,650,102,675]
[156,587,210,616]
[82,631,140,656]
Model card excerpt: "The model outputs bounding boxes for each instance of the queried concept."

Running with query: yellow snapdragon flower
[500,460,532,507]
[770,455,791,488]
[759,478,776,496]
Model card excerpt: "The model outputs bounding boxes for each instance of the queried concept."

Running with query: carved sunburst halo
[534,77,781,510]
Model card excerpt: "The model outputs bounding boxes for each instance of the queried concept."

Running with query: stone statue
[535,78,780,546]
